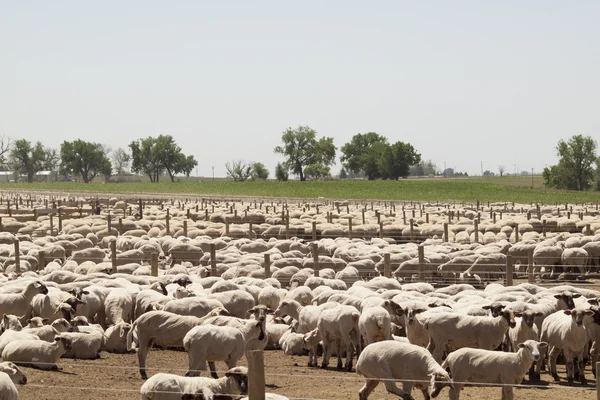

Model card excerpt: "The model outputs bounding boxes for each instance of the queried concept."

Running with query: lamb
[0,315,22,333]
[442,340,548,400]
[25,317,49,328]
[358,306,391,346]
[103,288,134,326]
[103,322,132,353]
[508,309,543,380]
[183,318,265,377]
[356,340,453,400]
[0,281,48,317]
[317,305,361,371]
[22,318,73,342]
[424,308,516,362]
[127,308,230,379]
[140,366,248,400]
[0,362,27,400]
[1,335,72,370]
[540,307,594,384]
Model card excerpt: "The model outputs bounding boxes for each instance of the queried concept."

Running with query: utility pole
[531,168,534,188]
[212,166,214,181]
[480,161,483,176]
[444,161,447,178]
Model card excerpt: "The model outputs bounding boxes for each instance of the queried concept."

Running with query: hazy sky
[1,1,599,178]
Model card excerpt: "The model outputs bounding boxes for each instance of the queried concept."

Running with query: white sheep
[358,306,391,346]
[127,308,230,379]
[540,307,594,384]
[140,366,248,400]
[2,335,72,370]
[356,340,453,400]
[0,315,22,333]
[104,321,132,353]
[61,330,104,359]
[21,318,73,342]
[183,318,264,377]
[317,305,360,371]
[0,362,27,400]
[424,308,516,362]
[103,287,134,326]
[0,281,48,317]
[442,340,548,400]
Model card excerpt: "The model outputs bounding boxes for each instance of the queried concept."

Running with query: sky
[1,1,599,178]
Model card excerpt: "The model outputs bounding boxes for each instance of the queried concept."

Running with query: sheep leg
[576,352,587,385]
[320,338,331,369]
[382,380,414,400]
[208,361,218,379]
[501,386,513,400]
[549,346,560,382]
[358,379,380,400]
[336,339,343,370]
[137,339,150,379]
[343,337,354,372]
[592,341,599,378]
[448,384,462,400]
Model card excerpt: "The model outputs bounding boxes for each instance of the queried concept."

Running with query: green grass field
[0,175,597,204]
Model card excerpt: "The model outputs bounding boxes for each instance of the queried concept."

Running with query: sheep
[21,318,73,342]
[317,305,360,371]
[103,287,134,326]
[0,281,48,317]
[140,366,248,400]
[25,317,49,328]
[183,318,265,377]
[127,308,230,379]
[104,321,132,353]
[208,290,256,318]
[356,340,453,400]
[1,335,72,370]
[0,315,22,333]
[0,362,27,400]
[424,308,516,362]
[442,340,548,400]
[157,298,226,319]
[358,306,392,346]
[540,307,594,384]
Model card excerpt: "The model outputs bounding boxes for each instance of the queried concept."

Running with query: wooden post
[183,220,188,237]
[361,209,365,225]
[514,225,519,243]
[379,221,384,239]
[402,211,406,224]
[425,213,429,223]
[166,209,170,236]
[138,199,143,219]
[586,224,592,236]
[110,240,117,273]
[312,243,320,278]
[107,212,112,233]
[312,221,317,241]
[37,250,45,271]
[506,255,513,286]
[247,350,266,400]
[264,253,271,278]
[493,212,496,224]
[443,222,449,242]
[225,220,230,235]
[596,361,600,399]
[248,221,253,239]
[418,245,425,282]
[148,253,158,277]
[58,211,63,232]
[348,218,353,240]
[409,219,415,241]
[384,253,391,278]
[118,218,123,235]
[49,215,54,235]
[210,244,217,277]
[14,240,20,274]
[527,249,534,283]
[285,216,290,240]
[473,219,479,243]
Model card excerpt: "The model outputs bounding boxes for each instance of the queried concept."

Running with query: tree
[60,140,112,183]
[112,147,131,175]
[0,136,11,166]
[377,141,421,180]
[304,164,331,180]
[498,165,505,177]
[225,160,252,182]
[410,160,438,177]
[544,135,597,191]
[483,170,495,176]
[340,132,388,177]
[129,135,197,182]
[363,141,389,180]
[8,140,56,183]
[339,168,348,179]
[275,162,288,181]
[251,162,269,180]
[274,126,336,181]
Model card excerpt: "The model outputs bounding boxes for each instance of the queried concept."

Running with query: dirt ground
[15,347,597,400]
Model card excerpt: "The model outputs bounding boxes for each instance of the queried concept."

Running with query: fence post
[362,209,365,225]
[596,361,600,399]
[14,240,20,274]
[312,221,317,241]
[247,350,266,400]
[528,249,534,283]
[210,243,217,277]
[506,255,513,286]
[542,220,547,237]
[37,250,45,272]
[138,199,143,219]
[348,217,353,240]
[110,240,117,273]
[151,253,158,277]
[410,219,415,242]
[119,218,123,235]
[443,222,449,242]
[285,216,290,240]
[58,210,63,232]
[514,225,520,243]
[166,209,170,236]
[473,219,479,243]
[264,253,271,278]
[379,222,384,239]
[384,253,391,278]
[312,243,320,278]
[183,220,188,237]
[418,245,424,282]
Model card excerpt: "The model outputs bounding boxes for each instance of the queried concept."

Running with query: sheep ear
[415,309,426,314]
[572,293,582,298]
[42,318,50,325]
[81,291,90,295]
[585,310,595,316]
[266,308,275,314]
[563,310,573,315]
[535,312,544,317]
[518,343,526,349]
[514,312,523,318]
[247,307,257,314]
[482,305,491,310]
[554,294,562,299]
[539,341,549,349]
[2,315,8,321]
[26,319,32,324]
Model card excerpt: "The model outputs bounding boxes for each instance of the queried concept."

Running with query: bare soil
[16,347,596,400]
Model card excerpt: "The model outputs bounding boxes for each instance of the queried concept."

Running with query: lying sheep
[127,308,230,379]
[183,318,265,377]
[103,322,132,353]
[0,362,27,400]
[1,315,22,333]
[140,366,248,400]
[61,329,104,359]
[2,335,72,370]
[25,317,49,328]
[21,318,72,342]
[356,340,453,400]
[442,340,548,400]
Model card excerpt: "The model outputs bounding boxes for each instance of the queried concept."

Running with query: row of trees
[0,135,197,183]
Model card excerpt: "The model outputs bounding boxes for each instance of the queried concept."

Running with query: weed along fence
[3,190,600,399]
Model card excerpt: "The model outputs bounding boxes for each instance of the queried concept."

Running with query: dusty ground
[16,347,597,400]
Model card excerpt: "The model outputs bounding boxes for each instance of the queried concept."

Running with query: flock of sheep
[0,195,599,399]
